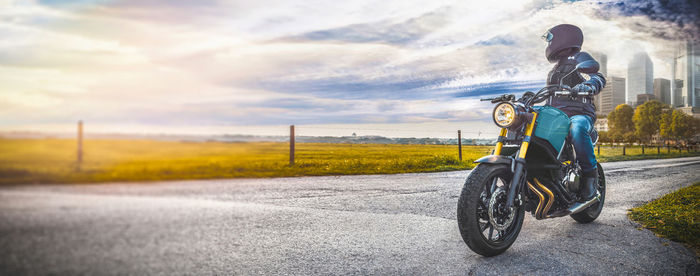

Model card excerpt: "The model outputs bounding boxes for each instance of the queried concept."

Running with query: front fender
[473,155,513,166]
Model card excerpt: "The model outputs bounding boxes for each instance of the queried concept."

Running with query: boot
[579,170,598,202]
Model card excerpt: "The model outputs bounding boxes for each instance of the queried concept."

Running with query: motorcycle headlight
[493,102,518,128]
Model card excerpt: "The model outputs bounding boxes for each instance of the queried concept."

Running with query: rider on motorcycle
[542,24,606,202]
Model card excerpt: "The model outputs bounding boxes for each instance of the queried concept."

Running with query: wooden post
[289,125,295,165]
[641,144,645,155]
[657,146,660,155]
[597,144,600,156]
[458,130,462,161]
[622,145,626,156]
[77,120,83,171]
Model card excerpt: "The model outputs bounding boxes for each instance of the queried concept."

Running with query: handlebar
[479,87,592,106]
[480,94,515,103]
[553,91,592,97]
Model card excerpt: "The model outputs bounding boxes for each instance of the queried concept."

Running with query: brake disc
[488,187,516,231]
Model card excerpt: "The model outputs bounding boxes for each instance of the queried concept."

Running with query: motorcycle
[457,61,605,256]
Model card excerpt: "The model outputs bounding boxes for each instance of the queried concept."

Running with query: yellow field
[1,138,697,185]
[0,139,491,185]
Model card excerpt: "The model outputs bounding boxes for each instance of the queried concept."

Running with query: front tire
[457,163,525,257]
[570,163,606,223]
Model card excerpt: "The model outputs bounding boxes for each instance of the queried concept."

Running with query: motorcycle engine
[562,165,581,193]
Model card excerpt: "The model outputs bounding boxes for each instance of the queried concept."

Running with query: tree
[659,108,674,142]
[598,131,609,143]
[608,104,635,143]
[609,131,623,144]
[633,100,665,143]
[623,131,638,144]
[669,110,700,146]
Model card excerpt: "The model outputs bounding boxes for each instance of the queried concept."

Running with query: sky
[1,0,698,138]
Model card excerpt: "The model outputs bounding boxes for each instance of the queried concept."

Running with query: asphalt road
[1,157,699,275]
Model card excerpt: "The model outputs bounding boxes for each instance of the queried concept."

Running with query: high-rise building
[672,79,683,107]
[653,78,671,105]
[671,40,700,107]
[636,94,656,106]
[627,52,654,105]
[595,76,626,116]
[589,51,608,77]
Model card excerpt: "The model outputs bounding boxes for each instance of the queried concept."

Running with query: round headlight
[493,102,516,128]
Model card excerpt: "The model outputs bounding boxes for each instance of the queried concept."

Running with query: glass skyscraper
[626,52,654,105]
[672,40,700,107]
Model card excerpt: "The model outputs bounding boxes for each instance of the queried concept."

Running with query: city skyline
[595,39,699,117]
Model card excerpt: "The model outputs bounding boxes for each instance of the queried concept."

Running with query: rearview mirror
[575,60,599,74]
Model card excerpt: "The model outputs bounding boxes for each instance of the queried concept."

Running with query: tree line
[598,100,700,146]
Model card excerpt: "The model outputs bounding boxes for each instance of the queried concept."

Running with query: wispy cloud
[286,10,448,45]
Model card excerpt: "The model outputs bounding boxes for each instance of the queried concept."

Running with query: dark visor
[541,30,553,42]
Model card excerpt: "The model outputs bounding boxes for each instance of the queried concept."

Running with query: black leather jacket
[547,51,606,121]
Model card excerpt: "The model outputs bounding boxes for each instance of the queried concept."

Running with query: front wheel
[570,163,606,223]
[457,163,525,257]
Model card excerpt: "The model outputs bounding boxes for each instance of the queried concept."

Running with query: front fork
[504,112,538,209]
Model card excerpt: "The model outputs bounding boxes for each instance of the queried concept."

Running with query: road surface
[1,157,699,275]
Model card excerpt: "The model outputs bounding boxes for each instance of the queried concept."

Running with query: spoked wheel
[571,163,606,223]
[457,164,525,256]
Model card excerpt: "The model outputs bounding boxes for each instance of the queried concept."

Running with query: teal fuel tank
[532,106,570,153]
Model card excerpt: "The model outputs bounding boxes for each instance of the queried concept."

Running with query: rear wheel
[457,164,525,256]
[571,163,606,223]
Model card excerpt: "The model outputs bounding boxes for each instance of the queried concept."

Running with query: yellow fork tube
[494,128,508,155]
[517,113,538,159]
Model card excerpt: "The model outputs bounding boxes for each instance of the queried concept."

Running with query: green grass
[596,145,700,162]
[1,138,698,185]
[628,183,700,255]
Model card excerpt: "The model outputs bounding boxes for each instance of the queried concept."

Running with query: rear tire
[457,163,525,256]
[571,163,606,223]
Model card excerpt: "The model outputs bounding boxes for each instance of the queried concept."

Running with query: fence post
[657,146,660,155]
[458,130,462,161]
[77,120,83,171]
[289,125,295,165]
[641,144,645,155]
[622,145,626,156]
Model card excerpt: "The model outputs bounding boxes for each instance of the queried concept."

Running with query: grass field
[0,139,491,185]
[628,182,700,255]
[1,138,698,185]
[595,144,700,162]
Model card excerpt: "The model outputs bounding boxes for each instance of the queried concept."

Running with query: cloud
[475,36,518,46]
[596,0,700,40]
[0,0,694,136]
[286,9,449,45]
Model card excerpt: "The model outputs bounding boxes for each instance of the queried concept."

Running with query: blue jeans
[570,115,597,173]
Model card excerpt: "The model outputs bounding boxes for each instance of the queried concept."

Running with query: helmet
[542,24,583,63]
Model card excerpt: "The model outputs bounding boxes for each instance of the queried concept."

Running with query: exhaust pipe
[527,178,554,220]
[527,179,600,219]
